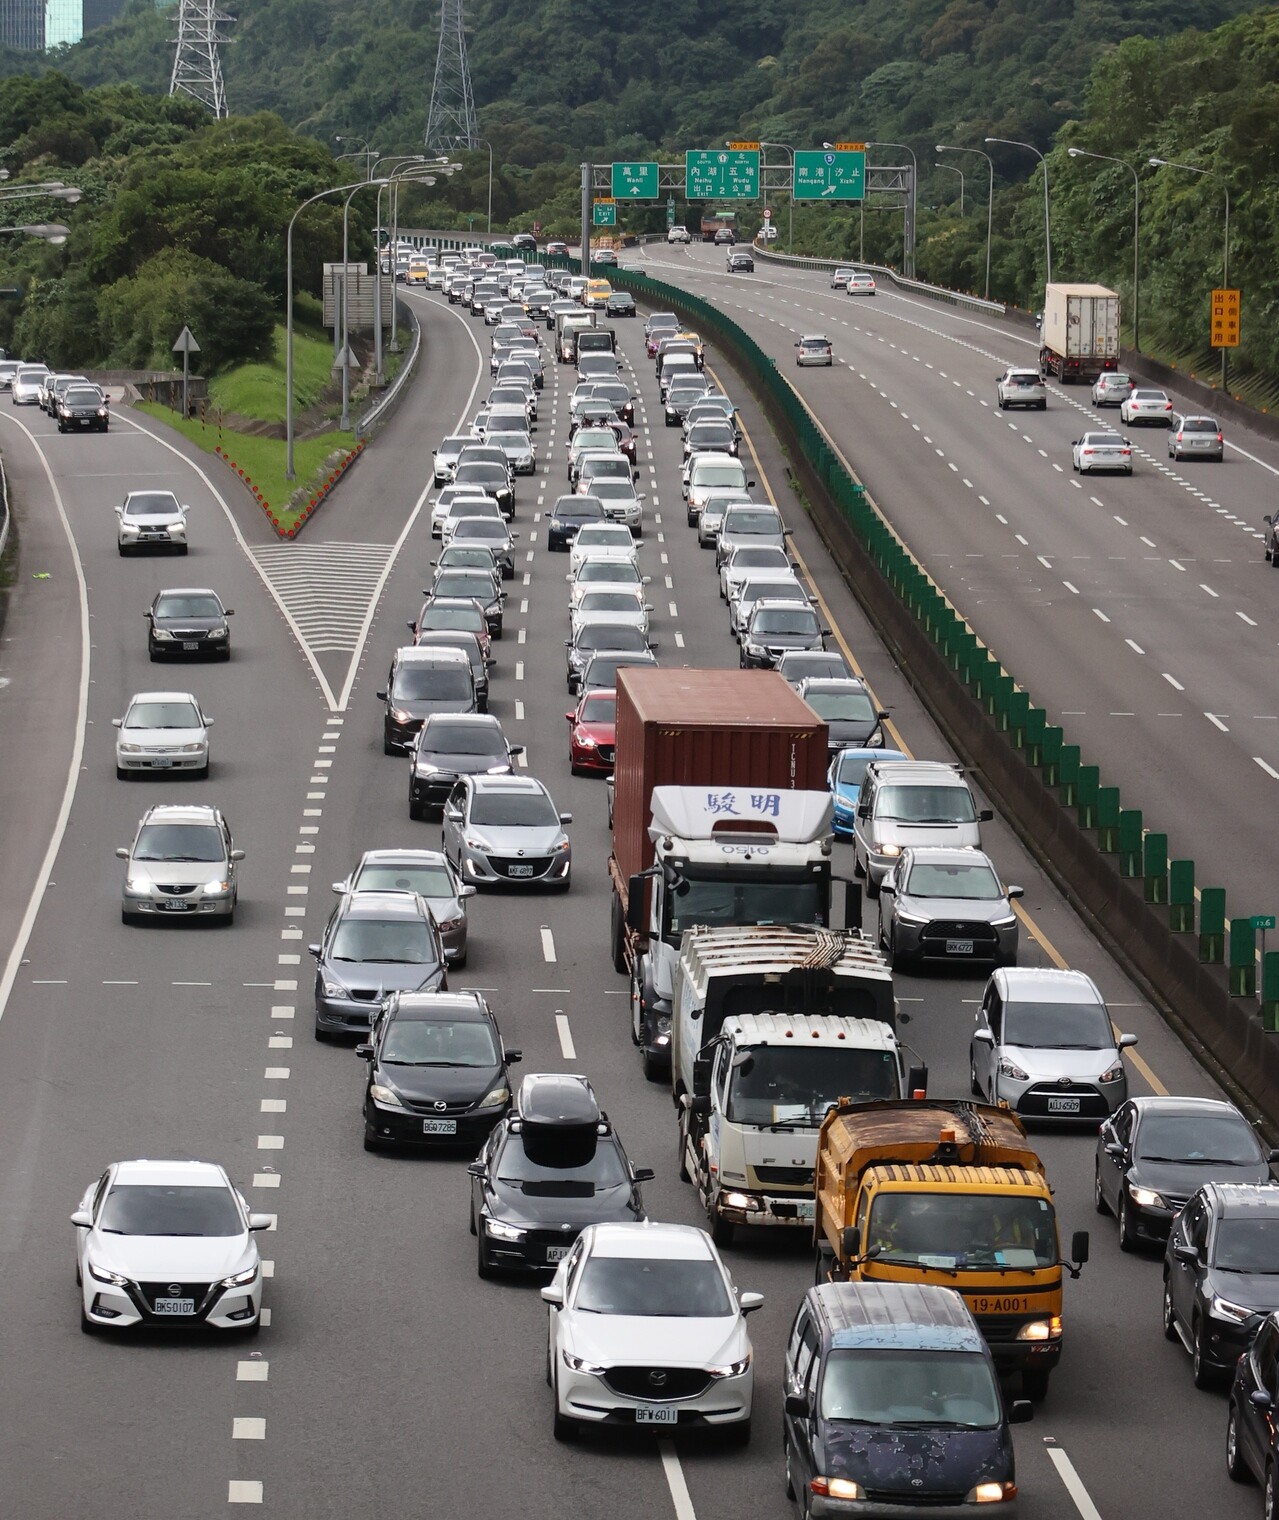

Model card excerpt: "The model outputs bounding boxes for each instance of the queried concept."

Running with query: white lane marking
[1036,555,1052,569]
[1093,609,1110,622]
[1125,638,1145,654]
[515,661,525,681]
[1256,757,1279,781]
[261,1098,286,1113]
[978,495,990,505]
[232,1418,266,1440]
[1062,581,1079,594]
[227,1481,264,1504]
[540,927,557,962]
[236,1361,269,1382]
[1015,534,1028,545]
[674,632,685,648]
[1200,583,1218,597]
[1206,713,1229,732]
[555,1013,576,1060]
[264,1067,290,1079]
[1045,1444,1104,1520]
[257,1135,284,1150]
[1140,536,1156,547]
[1169,558,1187,572]
[1163,673,1185,691]
[518,628,526,644]
[515,700,525,720]
[0,413,91,1030]
[1238,611,1258,626]
[659,1442,698,1520]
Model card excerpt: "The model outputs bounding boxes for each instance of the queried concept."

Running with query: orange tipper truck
[813,1098,1089,1400]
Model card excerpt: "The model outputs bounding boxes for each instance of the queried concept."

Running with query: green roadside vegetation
[206,318,336,423]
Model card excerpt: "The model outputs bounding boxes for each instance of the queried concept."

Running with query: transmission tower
[424,0,478,153]
[169,0,231,119]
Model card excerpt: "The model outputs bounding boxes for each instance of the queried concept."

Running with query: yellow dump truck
[814,1098,1088,1399]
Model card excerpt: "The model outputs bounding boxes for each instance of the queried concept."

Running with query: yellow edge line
[708,360,1169,1099]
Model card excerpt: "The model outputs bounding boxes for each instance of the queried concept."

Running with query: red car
[566,687,616,774]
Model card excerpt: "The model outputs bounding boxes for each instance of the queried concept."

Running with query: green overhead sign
[612,161,658,199]
[686,148,759,200]
[794,148,866,201]
[592,201,617,226]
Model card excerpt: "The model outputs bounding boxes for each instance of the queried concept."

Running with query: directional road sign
[686,149,759,200]
[612,162,658,199]
[172,325,201,354]
[592,200,617,227]
[794,148,866,201]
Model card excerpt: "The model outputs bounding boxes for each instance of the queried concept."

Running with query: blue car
[828,746,907,837]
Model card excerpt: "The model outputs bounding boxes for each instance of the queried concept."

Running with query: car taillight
[1217,433,1224,442]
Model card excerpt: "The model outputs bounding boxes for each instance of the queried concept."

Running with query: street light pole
[334,134,373,181]
[933,162,964,215]
[986,136,1052,284]
[937,145,994,300]
[1067,147,1141,352]
[1148,156,1230,390]
[867,141,917,277]
[476,140,494,234]
[371,165,439,384]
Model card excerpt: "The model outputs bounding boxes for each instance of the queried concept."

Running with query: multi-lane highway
[0,269,1263,1519]
[638,239,1279,925]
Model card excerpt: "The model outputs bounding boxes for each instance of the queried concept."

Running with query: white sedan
[1071,431,1133,475]
[116,490,188,556]
[542,1221,761,1441]
[1119,388,1174,426]
[569,523,638,575]
[73,1158,271,1334]
[847,273,877,295]
[830,267,855,289]
[114,690,211,779]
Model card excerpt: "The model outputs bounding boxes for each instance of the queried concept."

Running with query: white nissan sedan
[73,1159,271,1334]
[542,1221,761,1442]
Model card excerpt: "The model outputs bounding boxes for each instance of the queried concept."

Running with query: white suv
[667,225,691,244]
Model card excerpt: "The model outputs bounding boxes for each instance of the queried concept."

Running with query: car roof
[902,845,994,870]
[139,803,220,824]
[798,677,867,694]
[422,711,500,729]
[833,745,908,766]
[813,1282,982,1352]
[113,1158,228,1188]
[586,1221,717,1260]
[388,991,491,1022]
[994,966,1100,1003]
[396,645,471,665]
[357,848,449,868]
[340,890,428,920]
[126,690,201,705]
[468,774,547,795]
[869,760,964,784]
[154,586,219,598]
[800,334,830,343]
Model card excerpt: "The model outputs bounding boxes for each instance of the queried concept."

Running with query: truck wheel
[610,895,628,975]
[1022,1368,1050,1403]
[710,1213,735,1249]
[641,1044,665,1084]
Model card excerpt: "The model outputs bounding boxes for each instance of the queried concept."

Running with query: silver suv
[117,804,242,924]
[852,760,991,896]
[969,967,1136,1121]
[995,368,1046,410]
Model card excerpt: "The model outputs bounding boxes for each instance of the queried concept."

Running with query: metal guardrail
[0,452,10,564]
[750,243,1007,317]
[356,297,421,438]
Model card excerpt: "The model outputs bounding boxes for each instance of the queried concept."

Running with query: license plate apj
[636,1405,678,1426]
[546,1246,570,1263]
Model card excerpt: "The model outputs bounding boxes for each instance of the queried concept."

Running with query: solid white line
[540,927,556,962]
[1045,1445,1104,1520]
[659,1442,698,1520]
[0,413,91,1028]
[1200,583,1218,597]
[1256,757,1279,781]
[555,1013,576,1060]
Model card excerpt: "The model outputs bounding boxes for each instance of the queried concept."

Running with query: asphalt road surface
[0,280,1260,1519]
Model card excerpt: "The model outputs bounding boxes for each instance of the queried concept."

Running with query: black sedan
[453,461,514,520]
[426,570,506,639]
[1164,1182,1279,1387]
[605,291,636,317]
[409,712,521,819]
[1227,1311,1279,1497]
[357,991,520,1151]
[146,587,234,662]
[547,494,606,551]
[1096,1096,1277,1250]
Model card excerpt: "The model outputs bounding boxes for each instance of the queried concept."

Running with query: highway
[0,274,1261,1519]
[637,238,1279,927]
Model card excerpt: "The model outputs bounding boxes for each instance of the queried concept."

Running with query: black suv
[468,1073,651,1277]
[357,991,520,1151]
[1164,1182,1279,1386]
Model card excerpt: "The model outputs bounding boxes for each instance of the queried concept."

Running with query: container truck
[672,923,924,1246]
[608,668,845,1079]
[813,1098,1089,1400]
[1039,282,1120,383]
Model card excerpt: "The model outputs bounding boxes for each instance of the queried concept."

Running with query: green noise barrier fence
[594,256,1279,1126]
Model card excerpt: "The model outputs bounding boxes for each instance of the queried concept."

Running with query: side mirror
[841,1225,861,1259]
[690,1094,711,1117]
[354,1043,373,1059]
[747,479,756,488]
[70,1209,91,1228]
[504,1048,522,1064]
[540,1284,564,1306]
[1253,1389,1273,1411]
[559,812,573,825]
[738,1291,764,1314]
[565,711,575,721]
[331,880,347,894]
[1070,1230,1090,1266]
[978,808,994,823]
[879,877,895,895]
[111,718,122,728]
[1007,885,1024,900]
[248,1214,274,1232]
[307,943,321,957]
[509,744,525,757]
[1173,1243,1198,1265]
[972,1028,994,1045]
[1117,1033,1138,1050]
[1008,1399,1034,1425]
[1105,1142,1124,1160]
[230,849,245,862]
[407,621,416,631]
[115,847,129,859]
[460,884,478,899]
[906,1064,928,1098]
[466,1161,485,1179]
[633,1167,656,1183]
[784,1392,809,1417]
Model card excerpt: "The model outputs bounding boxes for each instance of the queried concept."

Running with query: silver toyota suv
[852,760,991,897]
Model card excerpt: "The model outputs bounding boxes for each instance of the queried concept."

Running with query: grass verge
[205,323,336,423]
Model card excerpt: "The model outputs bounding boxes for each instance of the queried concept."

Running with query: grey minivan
[853,760,991,897]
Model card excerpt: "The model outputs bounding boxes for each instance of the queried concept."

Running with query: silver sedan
[877,846,1020,971]
[442,775,571,890]
[114,691,211,779]
[333,848,476,966]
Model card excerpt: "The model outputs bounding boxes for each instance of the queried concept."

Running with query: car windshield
[576,528,632,549]
[456,521,506,542]
[65,388,102,405]
[133,823,224,862]
[580,561,640,584]
[726,1046,898,1126]
[876,784,976,824]
[125,700,202,729]
[573,1256,732,1317]
[99,1184,242,1237]
[583,458,631,480]
[124,494,180,517]
[694,463,746,488]
[836,754,874,788]
[807,690,874,722]
[1002,999,1112,1049]
[574,430,615,452]
[579,694,616,724]
[441,549,496,571]
[668,876,823,935]
[1007,372,1039,384]
[153,594,222,619]
[754,609,819,635]
[867,1192,1058,1270]
[1213,1218,1279,1272]
[421,608,484,632]
[725,510,781,534]
[579,625,646,652]
[1135,1112,1265,1165]
[423,722,501,755]
[435,575,496,600]
[801,339,829,351]
[439,436,470,455]
[469,791,559,827]
[381,1018,497,1066]
[1132,390,1165,401]
[586,655,653,684]
[733,547,788,570]
[579,592,640,615]
[905,861,1003,900]
[744,581,804,606]
[819,1349,1001,1428]
[355,863,454,898]
[557,503,605,522]
[691,425,734,445]
[329,918,436,964]
[593,481,638,501]
[1104,374,1131,387]
[455,465,506,486]
[393,666,472,700]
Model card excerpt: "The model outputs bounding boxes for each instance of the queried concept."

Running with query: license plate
[794,1200,815,1221]
[508,863,534,877]
[182,641,198,651]
[636,1405,678,1425]
[946,939,974,955]
[150,758,173,768]
[160,899,191,911]
[546,1246,570,1263]
[972,1296,1029,1315]
[152,1297,194,1314]
[1047,1095,1082,1114]
[422,1119,457,1134]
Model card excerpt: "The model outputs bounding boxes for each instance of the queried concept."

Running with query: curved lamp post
[1067,147,1141,352]
[1148,156,1230,388]
[937,145,993,300]
[986,136,1051,283]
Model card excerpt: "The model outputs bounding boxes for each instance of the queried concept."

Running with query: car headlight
[87,1259,130,1287]
[879,843,902,858]
[709,1354,751,1379]
[465,835,492,852]
[125,877,149,893]
[486,764,511,774]
[721,1191,763,1212]
[893,909,929,926]
[415,761,439,775]
[997,1057,1029,1081]
[1015,1317,1062,1342]
[1210,1295,1253,1324]
[562,1350,605,1374]
[180,742,205,754]
[1129,1186,1165,1209]
[478,1084,510,1108]
[322,981,346,998]
[369,1083,404,1108]
[990,913,1017,927]
[390,708,413,723]
[97,408,108,418]
[220,1265,259,1289]
[967,1482,1017,1504]
[1099,1062,1125,1084]
[210,624,227,638]
[203,879,230,893]
[812,1478,864,1501]
[119,743,143,753]
[554,839,571,852]
[485,1218,526,1242]
[152,628,174,640]
[435,915,464,933]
